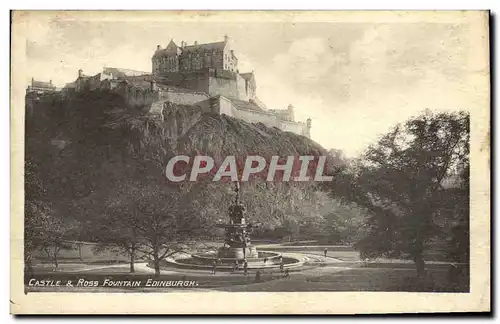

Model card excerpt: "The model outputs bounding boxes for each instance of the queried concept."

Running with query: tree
[90,205,142,273]
[346,110,469,278]
[88,176,217,277]
[24,157,52,276]
[39,216,78,270]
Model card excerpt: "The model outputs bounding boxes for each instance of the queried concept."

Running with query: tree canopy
[328,110,469,277]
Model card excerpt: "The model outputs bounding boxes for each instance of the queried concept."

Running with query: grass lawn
[216,266,469,292]
[26,261,468,293]
[27,242,467,293]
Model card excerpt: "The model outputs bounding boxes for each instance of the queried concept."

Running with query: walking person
[255,270,261,282]
[211,259,217,275]
[324,248,328,258]
[280,260,284,273]
[244,260,248,276]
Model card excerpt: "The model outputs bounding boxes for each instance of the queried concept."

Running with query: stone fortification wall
[114,81,160,107]
[208,76,239,99]
[212,96,309,137]
[160,90,209,106]
[232,108,279,129]
[158,68,246,99]
[156,69,211,93]
[87,72,113,91]
[278,120,309,137]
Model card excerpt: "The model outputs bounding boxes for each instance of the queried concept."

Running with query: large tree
[24,157,51,276]
[345,110,469,278]
[88,176,218,277]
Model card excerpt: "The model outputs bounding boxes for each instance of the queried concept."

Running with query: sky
[23,12,488,157]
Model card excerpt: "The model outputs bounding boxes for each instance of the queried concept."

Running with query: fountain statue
[216,182,258,260]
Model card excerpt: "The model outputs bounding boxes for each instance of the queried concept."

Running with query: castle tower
[152,39,181,75]
[306,118,312,138]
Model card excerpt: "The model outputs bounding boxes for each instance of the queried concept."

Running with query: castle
[28,36,311,138]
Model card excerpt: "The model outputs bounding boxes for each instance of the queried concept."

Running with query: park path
[71,263,130,273]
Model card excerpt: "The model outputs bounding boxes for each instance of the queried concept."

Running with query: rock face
[26,92,337,230]
[176,112,324,160]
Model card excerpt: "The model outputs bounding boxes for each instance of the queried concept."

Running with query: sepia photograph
[10,10,490,314]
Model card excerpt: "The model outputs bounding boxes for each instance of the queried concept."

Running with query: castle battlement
[45,36,311,138]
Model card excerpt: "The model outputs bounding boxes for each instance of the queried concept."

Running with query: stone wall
[75,76,90,92]
[208,76,239,98]
[88,72,113,91]
[101,79,120,91]
[157,70,210,93]
[217,95,236,116]
[233,108,279,128]
[115,82,160,108]
[158,68,245,99]
[236,74,249,101]
[179,50,224,72]
[212,96,309,137]
[159,90,209,106]
[278,120,309,137]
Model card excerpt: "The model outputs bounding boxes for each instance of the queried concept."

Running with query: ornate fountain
[164,182,302,270]
[216,182,258,260]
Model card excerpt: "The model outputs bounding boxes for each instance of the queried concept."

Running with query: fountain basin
[216,246,258,259]
[192,250,282,266]
[164,251,303,270]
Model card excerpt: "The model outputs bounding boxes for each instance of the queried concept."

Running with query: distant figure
[284,269,290,278]
[324,248,328,258]
[263,257,268,264]
[280,261,284,273]
[244,260,248,276]
[233,260,239,272]
[255,270,261,282]
[211,259,217,275]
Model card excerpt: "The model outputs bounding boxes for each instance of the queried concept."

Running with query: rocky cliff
[25,91,337,233]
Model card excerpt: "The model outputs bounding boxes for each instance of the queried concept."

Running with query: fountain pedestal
[218,246,258,259]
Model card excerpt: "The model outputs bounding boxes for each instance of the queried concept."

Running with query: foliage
[334,110,469,277]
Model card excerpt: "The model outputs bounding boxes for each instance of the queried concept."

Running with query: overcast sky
[23,12,487,157]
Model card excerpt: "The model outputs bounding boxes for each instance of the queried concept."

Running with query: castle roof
[31,79,55,89]
[103,67,149,78]
[228,98,264,112]
[154,40,227,58]
[181,41,227,54]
